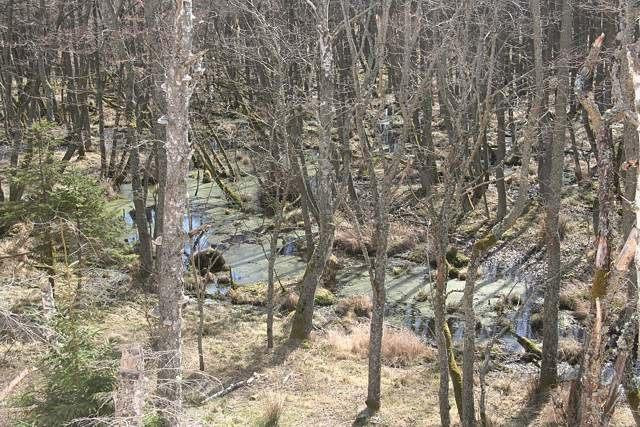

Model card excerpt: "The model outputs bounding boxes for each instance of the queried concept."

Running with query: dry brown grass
[321,255,342,291]
[492,376,513,396]
[279,291,298,313]
[570,299,590,323]
[333,227,370,256]
[333,222,423,257]
[559,280,590,323]
[229,283,266,305]
[335,295,372,318]
[258,394,285,427]
[558,338,582,365]
[387,223,420,256]
[0,222,34,278]
[326,324,434,367]
[558,292,578,311]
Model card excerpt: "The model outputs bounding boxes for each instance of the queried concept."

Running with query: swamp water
[108,172,308,294]
[109,170,543,354]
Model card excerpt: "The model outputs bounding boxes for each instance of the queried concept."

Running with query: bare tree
[540,0,571,390]
[290,0,339,341]
[567,33,615,425]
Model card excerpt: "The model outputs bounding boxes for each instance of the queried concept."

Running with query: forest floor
[1,126,639,425]
[1,277,637,426]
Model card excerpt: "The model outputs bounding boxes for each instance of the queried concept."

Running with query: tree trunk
[114,344,145,427]
[366,257,386,411]
[267,183,287,349]
[540,0,571,390]
[127,63,153,279]
[155,1,196,423]
[567,33,614,425]
[416,87,437,198]
[93,3,107,178]
[366,186,391,412]
[624,38,640,426]
[290,0,337,341]
[143,0,168,246]
[434,244,451,426]
[495,93,507,221]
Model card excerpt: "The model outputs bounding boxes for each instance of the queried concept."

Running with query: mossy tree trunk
[194,142,243,208]
[624,37,640,426]
[567,33,614,425]
[290,0,337,341]
[435,248,451,426]
[444,322,463,421]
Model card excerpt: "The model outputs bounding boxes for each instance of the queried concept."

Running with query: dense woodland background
[2,0,640,425]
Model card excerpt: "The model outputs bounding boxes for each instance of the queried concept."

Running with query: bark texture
[114,344,145,426]
[540,0,571,389]
[290,0,337,341]
[155,1,196,423]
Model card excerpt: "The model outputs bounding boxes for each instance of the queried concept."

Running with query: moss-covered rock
[315,288,337,306]
[406,242,437,265]
[335,295,372,317]
[446,247,470,269]
[474,233,497,252]
[448,267,460,279]
[530,312,543,333]
[414,288,429,303]
[191,247,227,276]
[513,332,542,359]
[627,387,640,418]
[229,282,266,305]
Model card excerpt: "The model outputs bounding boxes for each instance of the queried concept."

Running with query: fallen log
[202,372,258,403]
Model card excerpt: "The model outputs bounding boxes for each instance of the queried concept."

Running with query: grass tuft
[326,324,433,367]
[335,295,372,318]
[257,394,285,427]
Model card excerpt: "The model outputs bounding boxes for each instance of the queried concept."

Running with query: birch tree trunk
[155,1,196,424]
